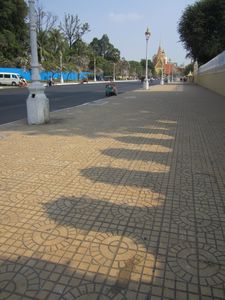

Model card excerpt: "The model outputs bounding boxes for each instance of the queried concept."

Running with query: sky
[37,0,197,66]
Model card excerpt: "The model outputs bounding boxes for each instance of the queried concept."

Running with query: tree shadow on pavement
[101,148,171,165]
[80,166,168,195]
[0,255,136,299]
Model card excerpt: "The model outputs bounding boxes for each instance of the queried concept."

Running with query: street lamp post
[94,57,97,82]
[171,64,174,83]
[60,51,64,84]
[144,27,151,89]
[168,66,171,83]
[160,61,164,85]
[113,63,116,82]
[26,0,49,124]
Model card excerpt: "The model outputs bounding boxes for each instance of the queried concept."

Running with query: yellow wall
[196,71,225,97]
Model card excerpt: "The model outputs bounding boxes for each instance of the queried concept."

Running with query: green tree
[89,38,100,56]
[88,55,105,78]
[104,46,120,62]
[128,61,143,78]
[71,38,90,57]
[40,29,67,73]
[64,38,92,79]
[0,0,28,65]
[89,34,121,78]
[36,3,58,63]
[178,0,225,65]
[89,34,120,62]
[140,59,155,76]
[184,63,194,75]
[116,58,130,78]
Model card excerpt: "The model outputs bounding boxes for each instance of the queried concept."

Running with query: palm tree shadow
[101,148,171,165]
[43,194,164,295]
[0,255,130,299]
[115,135,173,147]
[80,166,167,194]
[44,195,160,251]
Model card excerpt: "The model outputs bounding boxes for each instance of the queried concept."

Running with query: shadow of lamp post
[26,0,49,125]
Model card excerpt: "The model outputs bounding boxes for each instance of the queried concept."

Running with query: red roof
[164,64,173,75]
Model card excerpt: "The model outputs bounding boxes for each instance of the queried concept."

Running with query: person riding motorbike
[19,77,28,87]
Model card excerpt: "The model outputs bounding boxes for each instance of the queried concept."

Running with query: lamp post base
[143,79,149,90]
[26,82,50,125]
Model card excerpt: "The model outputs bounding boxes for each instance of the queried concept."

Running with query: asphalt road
[0,81,156,125]
[0,81,162,124]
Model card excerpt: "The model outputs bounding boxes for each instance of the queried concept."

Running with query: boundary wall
[195,51,225,97]
[0,68,89,82]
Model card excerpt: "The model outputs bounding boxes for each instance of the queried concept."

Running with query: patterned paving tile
[0,84,225,299]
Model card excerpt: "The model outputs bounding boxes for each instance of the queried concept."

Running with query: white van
[0,72,21,86]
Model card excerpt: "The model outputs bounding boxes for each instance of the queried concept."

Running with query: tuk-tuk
[105,82,117,97]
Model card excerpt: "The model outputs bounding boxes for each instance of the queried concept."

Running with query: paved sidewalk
[0,83,225,299]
